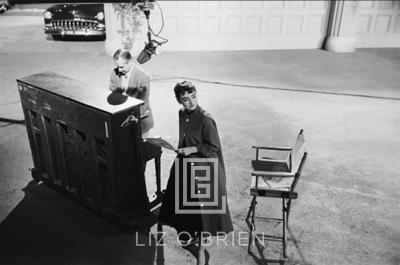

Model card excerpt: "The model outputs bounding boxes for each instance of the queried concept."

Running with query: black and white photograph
[0,1,399,265]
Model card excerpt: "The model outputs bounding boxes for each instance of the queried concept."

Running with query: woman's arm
[176,146,198,156]
[196,117,220,157]
[176,118,220,157]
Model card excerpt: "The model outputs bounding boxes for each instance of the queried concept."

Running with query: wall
[104,0,400,54]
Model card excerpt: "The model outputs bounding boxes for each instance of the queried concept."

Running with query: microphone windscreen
[137,49,151,64]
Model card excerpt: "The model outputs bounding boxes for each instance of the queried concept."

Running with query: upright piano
[17,71,161,229]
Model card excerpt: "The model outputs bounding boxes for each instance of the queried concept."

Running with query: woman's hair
[113,49,132,61]
[174,81,196,102]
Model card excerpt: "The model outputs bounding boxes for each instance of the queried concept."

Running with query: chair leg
[287,198,292,224]
[282,199,288,258]
[246,201,251,222]
[247,196,257,254]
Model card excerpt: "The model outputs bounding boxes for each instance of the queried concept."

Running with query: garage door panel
[224,1,242,11]
[158,1,328,50]
[245,16,263,35]
[182,17,200,36]
[308,15,325,35]
[309,1,327,10]
[204,1,221,11]
[246,1,264,11]
[374,15,392,33]
[204,16,221,36]
[355,0,400,47]
[164,16,179,36]
[265,16,284,35]
[225,16,242,36]
[267,1,285,10]
[378,1,395,10]
[356,15,373,34]
[359,1,375,9]
[181,2,200,11]
[287,16,304,34]
[395,15,400,32]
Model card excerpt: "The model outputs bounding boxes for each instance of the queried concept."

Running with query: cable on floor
[2,74,398,128]
[151,75,400,101]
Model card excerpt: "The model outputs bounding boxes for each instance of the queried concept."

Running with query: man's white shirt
[121,66,133,91]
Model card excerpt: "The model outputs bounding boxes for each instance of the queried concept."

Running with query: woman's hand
[176,146,198,156]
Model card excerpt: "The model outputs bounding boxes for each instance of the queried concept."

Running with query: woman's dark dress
[159,106,233,236]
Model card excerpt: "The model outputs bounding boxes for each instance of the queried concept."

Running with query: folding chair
[246,129,307,258]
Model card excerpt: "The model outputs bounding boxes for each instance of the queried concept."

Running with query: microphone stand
[144,9,152,44]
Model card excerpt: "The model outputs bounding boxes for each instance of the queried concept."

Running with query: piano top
[17,71,144,115]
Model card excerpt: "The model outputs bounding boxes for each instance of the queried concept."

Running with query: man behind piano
[109,49,154,137]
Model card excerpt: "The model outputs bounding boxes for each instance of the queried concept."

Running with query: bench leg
[155,155,161,195]
[148,155,163,210]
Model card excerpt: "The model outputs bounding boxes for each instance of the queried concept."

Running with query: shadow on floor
[248,226,311,265]
[0,180,162,265]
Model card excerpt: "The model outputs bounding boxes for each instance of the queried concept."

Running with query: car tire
[52,35,62,41]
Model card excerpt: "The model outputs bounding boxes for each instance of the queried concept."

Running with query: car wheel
[52,35,62,41]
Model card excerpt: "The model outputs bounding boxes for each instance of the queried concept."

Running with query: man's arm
[109,70,117,91]
[138,75,151,114]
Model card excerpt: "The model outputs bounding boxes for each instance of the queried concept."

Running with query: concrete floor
[1,13,400,265]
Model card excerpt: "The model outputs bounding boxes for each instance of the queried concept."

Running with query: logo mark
[175,158,226,214]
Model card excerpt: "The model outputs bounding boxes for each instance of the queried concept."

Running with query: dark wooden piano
[17,71,162,229]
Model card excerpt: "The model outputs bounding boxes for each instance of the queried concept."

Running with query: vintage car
[44,4,106,39]
[0,1,9,14]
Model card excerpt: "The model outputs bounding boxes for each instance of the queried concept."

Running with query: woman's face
[180,91,198,111]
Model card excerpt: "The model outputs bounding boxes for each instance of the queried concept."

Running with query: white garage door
[152,1,330,51]
[354,0,400,47]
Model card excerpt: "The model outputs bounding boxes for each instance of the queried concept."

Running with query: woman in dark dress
[159,81,233,265]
